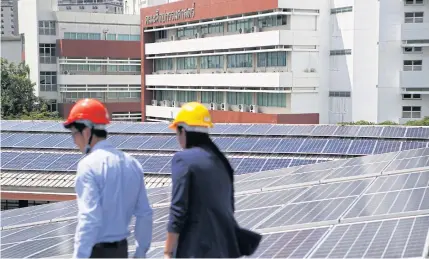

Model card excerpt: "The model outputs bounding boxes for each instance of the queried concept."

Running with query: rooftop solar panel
[405,127,429,139]
[244,124,274,135]
[310,125,339,136]
[356,126,384,138]
[2,148,429,259]
[380,126,407,138]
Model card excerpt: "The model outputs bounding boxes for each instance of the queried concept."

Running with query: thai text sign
[145,3,196,25]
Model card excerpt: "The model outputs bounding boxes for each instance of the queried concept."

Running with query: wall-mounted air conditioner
[170,35,176,41]
[161,100,171,107]
[249,104,258,113]
[151,100,158,106]
[221,103,228,111]
[239,28,243,34]
[238,104,247,112]
[210,102,218,110]
[195,33,200,38]
[172,101,179,107]
[252,26,259,33]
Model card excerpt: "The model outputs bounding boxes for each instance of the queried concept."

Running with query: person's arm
[73,162,103,259]
[165,153,191,256]
[133,163,153,258]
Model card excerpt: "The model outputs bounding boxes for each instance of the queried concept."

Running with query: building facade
[58,0,124,14]
[139,0,429,124]
[1,0,18,36]
[18,0,142,121]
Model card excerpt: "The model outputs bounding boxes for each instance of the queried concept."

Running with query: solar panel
[310,216,429,258]
[373,140,402,154]
[405,127,429,139]
[261,158,292,171]
[310,125,338,136]
[236,188,306,210]
[250,138,280,153]
[401,141,428,151]
[250,227,329,258]
[298,139,328,153]
[347,139,377,155]
[322,139,352,154]
[222,124,253,135]
[396,147,429,160]
[288,125,316,135]
[244,124,274,135]
[324,161,389,180]
[265,124,296,135]
[383,155,429,173]
[274,138,305,153]
[227,138,258,152]
[380,126,407,138]
[356,126,383,138]
[332,126,360,137]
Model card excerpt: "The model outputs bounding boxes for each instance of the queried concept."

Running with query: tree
[1,58,61,120]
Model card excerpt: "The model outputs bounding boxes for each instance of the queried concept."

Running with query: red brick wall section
[57,40,141,59]
[58,102,141,119]
[1,192,76,202]
[210,110,320,124]
[141,0,279,28]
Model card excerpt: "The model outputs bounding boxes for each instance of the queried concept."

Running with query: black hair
[72,122,108,139]
[177,126,233,180]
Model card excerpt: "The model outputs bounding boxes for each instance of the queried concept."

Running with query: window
[330,6,353,14]
[405,0,424,5]
[403,60,422,71]
[201,91,223,103]
[39,72,57,91]
[404,12,424,23]
[227,92,253,105]
[177,57,197,70]
[201,55,224,69]
[201,23,224,34]
[329,91,351,97]
[257,93,286,107]
[155,58,173,71]
[66,6,71,10]
[117,34,140,41]
[227,54,253,68]
[257,52,287,67]
[64,32,101,40]
[39,44,56,63]
[402,106,421,118]
[227,19,253,33]
[175,91,196,102]
[258,15,287,28]
[107,33,116,40]
[155,30,167,39]
[330,49,352,55]
[38,21,56,35]
[403,94,421,100]
[404,47,423,53]
[177,27,197,38]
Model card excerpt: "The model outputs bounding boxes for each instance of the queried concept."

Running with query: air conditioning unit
[221,103,228,111]
[170,35,176,41]
[172,100,179,107]
[195,33,200,38]
[209,102,218,110]
[249,105,258,113]
[252,26,259,33]
[238,104,248,112]
[151,100,158,106]
[161,100,171,107]
[239,28,243,34]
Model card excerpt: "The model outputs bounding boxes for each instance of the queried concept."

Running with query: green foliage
[338,117,429,126]
[1,58,61,120]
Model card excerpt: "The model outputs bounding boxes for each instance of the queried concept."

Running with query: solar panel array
[1,120,429,139]
[1,147,429,258]
[0,151,326,175]
[1,132,428,156]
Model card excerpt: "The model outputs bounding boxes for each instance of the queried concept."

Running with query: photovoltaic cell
[343,150,398,167]
[274,138,305,153]
[384,155,429,172]
[250,227,329,258]
[261,159,292,171]
[372,140,402,154]
[401,141,428,151]
[347,139,377,155]
[1,236,73,258]
[235,206,280,229]
[405,127,429,139]
[257,197,356,229]
[380,127,407,138]
[366,171,429,193]
[322,139,352,154]
[325,161,389,180]
[297,139,328,153]
[235,158,265,174]
[396,147,429,160]
[222,124,253,135]
[265,124,296,135]
[310,125,338,136]
[212,137,236,150]
[356,126,383,138]
[236,188,306,210]
[244,124,274,135]
[332,126,360,137]
[250,138,280,153]
[227,138,258,152]
[234,177,283,193]
[310,216,429,258]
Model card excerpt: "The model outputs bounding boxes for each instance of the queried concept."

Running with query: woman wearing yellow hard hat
[163,102,261,258]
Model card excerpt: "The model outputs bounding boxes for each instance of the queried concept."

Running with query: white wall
[18,0,40,96]
[1,37,22,65]
[58,75,141,85]
[145,30,318,55]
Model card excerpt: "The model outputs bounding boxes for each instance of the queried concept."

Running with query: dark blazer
[167,147,250,258]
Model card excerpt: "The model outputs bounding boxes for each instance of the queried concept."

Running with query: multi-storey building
[58,0,124,14]
[140,0,322,124]
[18,0,142,121]
[1,0,18,36]
[139,0,429,124]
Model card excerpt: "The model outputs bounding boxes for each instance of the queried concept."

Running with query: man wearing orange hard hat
[64,98,153,259]
[163,102,261,258]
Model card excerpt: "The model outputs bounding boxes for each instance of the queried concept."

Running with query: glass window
[177,57,197,70]
[117,34,130,41]
[155,59,173,71]
[403,60,423,71]
[227,54,253,68]
[258,15,287,28]
[402,106,421,118]
[257,52,287,67]
[107,33,116,40]
[201,91,224,103]
[227,19,253,32]
[38,20,56,35]
[257,93,286,107]
[39,71,57,92]
[39,44,56,64]
[201,55,224,69]
[227,92,253,105]
[177,27,197,38]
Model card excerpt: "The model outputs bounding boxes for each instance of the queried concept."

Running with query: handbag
[235,227,262,256]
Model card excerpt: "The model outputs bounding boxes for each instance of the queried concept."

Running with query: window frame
[402,106,421,119]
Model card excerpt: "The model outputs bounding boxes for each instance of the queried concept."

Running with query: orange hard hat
[63,98,110,128]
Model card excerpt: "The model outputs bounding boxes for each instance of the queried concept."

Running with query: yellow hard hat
[169,102,214,131]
